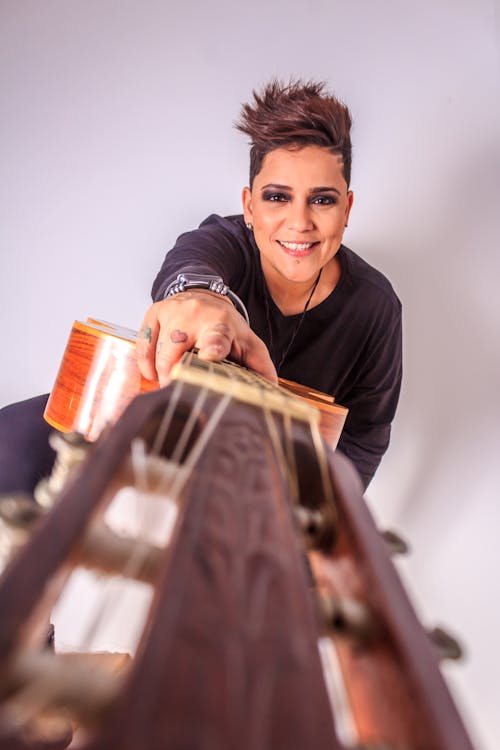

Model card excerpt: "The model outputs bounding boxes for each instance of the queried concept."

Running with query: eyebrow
[261,183,341,195]
[310,186,341,195]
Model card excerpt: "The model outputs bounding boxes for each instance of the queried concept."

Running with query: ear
[344,190,354,226]
[241,186,253,224]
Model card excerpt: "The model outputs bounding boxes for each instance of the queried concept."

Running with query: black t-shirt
[152,214,402,488]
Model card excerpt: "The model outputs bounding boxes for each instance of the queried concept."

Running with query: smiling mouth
[278,240,319,253]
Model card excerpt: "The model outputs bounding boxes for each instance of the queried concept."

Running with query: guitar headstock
[0,361,474,750]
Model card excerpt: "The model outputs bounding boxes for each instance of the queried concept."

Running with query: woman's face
[242,145,353,290]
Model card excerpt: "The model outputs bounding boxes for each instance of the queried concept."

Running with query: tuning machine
[294,503,337,552]
[380,529,410,556]
[427,625,464,661]
[34,431,89,508]
[317,591,378,646]
[0,492,46,572]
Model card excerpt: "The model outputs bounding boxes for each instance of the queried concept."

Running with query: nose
[286,201,314,232]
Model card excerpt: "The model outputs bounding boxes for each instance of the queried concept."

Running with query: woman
[0,80,402,491]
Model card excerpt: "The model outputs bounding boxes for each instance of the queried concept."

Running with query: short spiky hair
[235,79,352,188]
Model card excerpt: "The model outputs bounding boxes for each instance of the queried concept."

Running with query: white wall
[1,1,499,748]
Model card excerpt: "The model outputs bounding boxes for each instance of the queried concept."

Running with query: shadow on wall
[393,133,500,524]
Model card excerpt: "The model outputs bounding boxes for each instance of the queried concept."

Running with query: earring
[246,222,253,231]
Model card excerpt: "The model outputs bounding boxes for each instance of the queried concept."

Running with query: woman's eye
[311,195,336,205]
[262,192,289,202]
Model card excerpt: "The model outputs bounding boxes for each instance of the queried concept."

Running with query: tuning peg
[0,493,45,529]
[77,524,164,584]
[35,431,89,508]
[295,505,324,537]
[294,504,336,551]
[317,592,377,644]
[1,649,125,728]
[428,626,464,661]
[380,529,410,556]
[0,493,46,572]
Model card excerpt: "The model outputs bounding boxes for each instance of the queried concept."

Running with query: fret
[170,350,320,425]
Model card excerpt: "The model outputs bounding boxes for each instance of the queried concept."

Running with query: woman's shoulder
[198,213,248,240]
[339,244,401,314]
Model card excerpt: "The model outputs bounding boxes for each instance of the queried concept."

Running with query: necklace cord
[263,269,322,374]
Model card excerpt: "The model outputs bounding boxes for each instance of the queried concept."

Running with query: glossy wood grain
[44,320,159,442]
[44,319,348,447]
[0,383,474,750]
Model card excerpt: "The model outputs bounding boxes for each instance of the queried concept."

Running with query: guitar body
[43,319,348,446]
[43,320,158,442]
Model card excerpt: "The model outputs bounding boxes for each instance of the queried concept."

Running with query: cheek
[326,212,346,233]
[253,214,280,241]
[254,209,276,227]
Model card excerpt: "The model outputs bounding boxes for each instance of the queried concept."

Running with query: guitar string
[11,368,238,729]
[282,411,300,503]
[7,384,234,730]
[11,359,339,733]
[76,381,186,652]
[110,361,344,740]
[65,355,336,704]
[308,418,338,531]
[262,408,300,508]
[75,382,185,652]
[77,377,233,652]
[169,386,210,466]
[263,391,348,738]
[240,374,347,744]
[151,379,184,456]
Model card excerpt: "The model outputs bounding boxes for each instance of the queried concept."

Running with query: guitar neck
[0,373,474,750]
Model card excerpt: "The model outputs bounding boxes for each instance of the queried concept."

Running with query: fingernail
[202,344,224,356]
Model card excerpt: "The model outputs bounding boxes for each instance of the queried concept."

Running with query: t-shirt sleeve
[337,297,402,489]
[151,215,250,301]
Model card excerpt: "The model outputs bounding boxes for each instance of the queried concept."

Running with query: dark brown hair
[235,79,352,188]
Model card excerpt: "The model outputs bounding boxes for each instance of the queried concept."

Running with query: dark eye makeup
[262,191,289,202]
[310,195,337,205]
[261,191,338,206]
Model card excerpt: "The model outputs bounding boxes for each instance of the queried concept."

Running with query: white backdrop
[1,1,500,748]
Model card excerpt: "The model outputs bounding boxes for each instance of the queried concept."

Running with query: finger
[196,323,233,362]
[136,318,160,381]
[237,335,278,384]
[155,327,196,386]
[243,349,278,383]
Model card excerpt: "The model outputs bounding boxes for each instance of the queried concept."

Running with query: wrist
[163,273,249,325]
[170,288,234,309]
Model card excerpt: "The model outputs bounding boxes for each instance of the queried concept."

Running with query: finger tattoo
[170,329,188,344]
[139,326,153,343]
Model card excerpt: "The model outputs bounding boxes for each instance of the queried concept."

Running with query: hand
[136,290,277,386]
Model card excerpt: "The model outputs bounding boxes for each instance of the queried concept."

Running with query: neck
[262,257,341,316]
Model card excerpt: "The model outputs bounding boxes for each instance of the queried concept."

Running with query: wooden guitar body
[0,353,474,749]
[43,318,348,446]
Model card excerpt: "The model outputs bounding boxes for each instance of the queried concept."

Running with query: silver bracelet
[163,273,250,325]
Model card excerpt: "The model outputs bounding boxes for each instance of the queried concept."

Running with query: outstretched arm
[136,289,276,386]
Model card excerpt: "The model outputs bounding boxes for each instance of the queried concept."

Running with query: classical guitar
[43,318,348,445]
[0,352,474,749]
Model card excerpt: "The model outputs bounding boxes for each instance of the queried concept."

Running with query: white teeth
[279,241,315,251]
